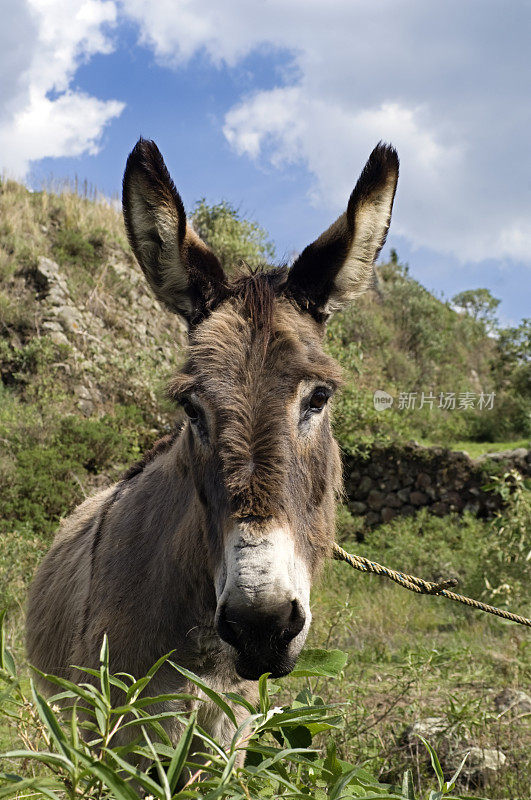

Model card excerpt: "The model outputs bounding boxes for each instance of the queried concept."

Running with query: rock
[494,688,531,715]
[446,490,463,510]
[401,504,415,516]
[430,501,449,516]
[73,384,92,401]
[349,501,367,515]
[35,256,60,284]
[410,490,428,506]
[367,462,384,478]
[511,447,528,459]
[365,511,380,526]
[367,489,385,511]
[56,306,83,333]
[41,320,64,332]
[454,746,506,787]
[354,475,373,499]
[384,492,402,508]
[397,488,410,503]
[77,399,94,416]
[416,472,431,490]
[49,330,69,346]
[383,476,400,492]
[381,506,396,523]
[404,716,447,743]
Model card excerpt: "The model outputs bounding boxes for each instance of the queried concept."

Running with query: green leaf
[258,672,271,714]
[0,775,64,800]
[0,610,16,677]
[30,682,73,764]
[446,750,470,792]
[416,734,444,790]
[323,742,343,785]
[141,724,172,800]
[282,724,313,749]
[72,664,129,692]
[290,648,348,678]
[75,751,140,800]
[38,670,107,713]
[402,769,416,799]
[224,691,257,714]
[170,662,237,725]
[1,750,74,771]
[167,713,197,792]
[99,634,111,702]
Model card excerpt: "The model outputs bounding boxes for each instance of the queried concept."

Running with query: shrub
[0,616,468,800]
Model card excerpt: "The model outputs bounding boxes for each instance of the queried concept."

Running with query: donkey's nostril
[216,598,306,651]
[284,599,306,641]
[216,604,243,648]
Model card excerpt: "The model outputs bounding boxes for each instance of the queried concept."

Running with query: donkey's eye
[182,399,200,423]
[308,387,331,412]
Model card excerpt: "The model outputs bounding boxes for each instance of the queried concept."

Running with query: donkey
[27,138,398,749]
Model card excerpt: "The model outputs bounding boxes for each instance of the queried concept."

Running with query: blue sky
[2,0,530,325]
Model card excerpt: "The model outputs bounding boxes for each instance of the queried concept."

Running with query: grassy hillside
[327,260,529,452]
[0,180,529,798]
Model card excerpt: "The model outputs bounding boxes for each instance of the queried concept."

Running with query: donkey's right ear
[122,138,226,326]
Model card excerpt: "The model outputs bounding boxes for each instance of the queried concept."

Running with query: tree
[451,288,500,328]
[191,199,276,273]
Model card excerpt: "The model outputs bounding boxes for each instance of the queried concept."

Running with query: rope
[332,542,531,628]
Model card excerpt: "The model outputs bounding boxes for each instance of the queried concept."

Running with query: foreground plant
[0,613,474,799]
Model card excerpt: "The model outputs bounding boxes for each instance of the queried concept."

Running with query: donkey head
[123,139,398,679]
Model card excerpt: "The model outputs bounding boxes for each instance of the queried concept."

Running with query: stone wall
[343,442,530,526]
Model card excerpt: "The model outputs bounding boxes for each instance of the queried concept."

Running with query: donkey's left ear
[285,143,398,321]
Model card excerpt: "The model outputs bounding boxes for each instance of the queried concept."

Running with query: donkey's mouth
[234,650,298,681]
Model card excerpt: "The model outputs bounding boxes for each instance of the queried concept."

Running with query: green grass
[2,500,529,798]
[420,439,530,457]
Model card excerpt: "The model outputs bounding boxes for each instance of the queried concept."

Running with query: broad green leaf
[282,724,313,749]
[290,648,348,678]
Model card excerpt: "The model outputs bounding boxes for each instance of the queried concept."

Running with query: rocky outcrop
[403,715,507,790]
[28,254,187,419]
[344,441,530,526]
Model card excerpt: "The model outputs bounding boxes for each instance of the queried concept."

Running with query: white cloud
[120,0,531,264]
[0,0,124,179]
